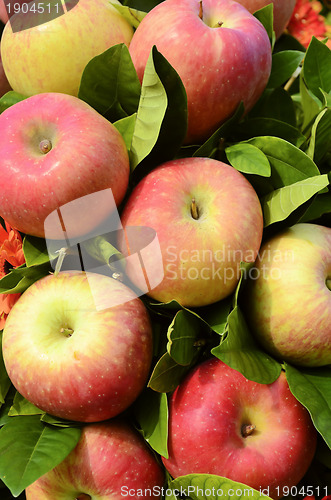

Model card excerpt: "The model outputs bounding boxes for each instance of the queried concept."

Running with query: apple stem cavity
[60,327,74,338]
[191,198,200,220]
[39,139,52,154]
[241,423,256,437]
[326,278,331,291]
[75,495,91,500]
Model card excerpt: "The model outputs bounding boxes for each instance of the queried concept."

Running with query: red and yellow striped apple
[162,358,317,499]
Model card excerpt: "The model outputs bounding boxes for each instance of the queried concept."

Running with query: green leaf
[249,87,297,127]
[308,108,331,163]
[302,37,331,102]
[193,102,245,159]
[299,191,331,222]
[0,91,26,114]
[0,415,81,496]
[40,414,82,428]
[300,75,322,133]
[246,136,320,188]
[131,46,187,173]
[78,44,141,121]
[199,297,232,336]
[253,4,275,49]
[8,393,44,417]
[0,263,51,294]
[225,143,271,177]
[134,389,168,458]
[236,118,305,147]
[0,335,11,406]
[212,306,281,385]
[110,1,147,27]
[114,113,137,152]
[130,47,168,170]
[23,236,50,267]
[167,310,210,366]
[148,352,195,393]
[267,50,304,89]
[262,174,329,226]
[170,474,272,500]
[285,364,331,448]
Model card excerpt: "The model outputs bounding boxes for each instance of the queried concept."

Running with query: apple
[118,157,263,308]
[243,223,331,367]
[235,0,296,39]
[0,44,11,97]
[1,0,133,96]
[0,0,26,23]
[25,419,165,499]
[0,92,130,239]
[129,0,272,144]
[2,270,154,422]
[162,357,317,499]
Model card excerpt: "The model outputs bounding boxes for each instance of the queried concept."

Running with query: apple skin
[0,45,11,97]
[2,271,153,422]
[25,420,165,499]
[118,157,263,308]
[162,358,317,499]
[129,0,272,144]
[243,223,331,367]
[1,0,133,96]
[235,0,296,39]
[0,92,130,239]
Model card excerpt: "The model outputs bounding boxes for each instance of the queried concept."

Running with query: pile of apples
[0,0,330,499]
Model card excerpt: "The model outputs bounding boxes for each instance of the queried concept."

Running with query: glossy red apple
[129,0,272,144]
[162,357,317,499]
[118,157,263,307]
[25,420,165,499]
[2,271,153,422]
[0,92,130,239]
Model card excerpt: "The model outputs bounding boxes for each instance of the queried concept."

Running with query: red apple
[118,157,263,307]
[0,92,130,239]
[25,420,165,499]
[0,0,27,23]
[235,0,296,39]
[162,358,317,499]
[2,270,153,422]
[129,0,272,144]
[243,223,331,367]
[1,0,133,96]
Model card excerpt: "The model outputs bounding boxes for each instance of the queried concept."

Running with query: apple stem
[199,0,203,20]
[191,198,200,220]
[53,247,67,277]
[39,139,52,154]
[326,278,331,291]
[241,423,256,437]
[60,327,74,338]
[212,21,223,28]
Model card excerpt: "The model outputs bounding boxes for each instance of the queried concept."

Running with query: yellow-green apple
[243,223,331,367]
[25,420,165,499]
[162,357,317,499]
[1,0,133,96]
[118,157,263,307]
[129,0,272,144]
[0,46,11,97]
[2,270,153,422]
[235,0,296,39]
[0,92,130,239]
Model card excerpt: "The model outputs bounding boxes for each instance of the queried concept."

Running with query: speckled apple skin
[129,0,272,144]
[118,157,263,307]
[0,92,130,239]
[162,358,317,499]
[25,420,165,499]
[2,271,153,422]
[243,223,331,367]
[236,0,296,39]
[1,0,133,96]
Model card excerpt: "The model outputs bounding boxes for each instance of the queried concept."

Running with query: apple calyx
[75,494,91,500]
[60,327,74,338]
[39,139,52,154]
[241,423,256,437]
[190,198,200,220]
